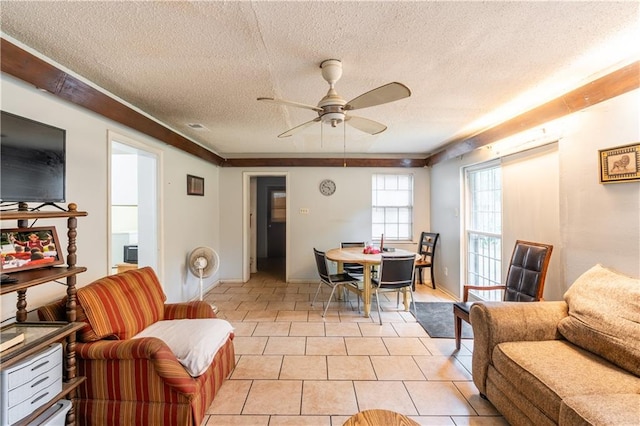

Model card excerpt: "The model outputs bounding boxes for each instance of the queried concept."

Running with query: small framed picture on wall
[599,142,640,184]
[187,174,205,195]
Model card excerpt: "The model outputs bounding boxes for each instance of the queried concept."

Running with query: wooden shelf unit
[0,267,87,295]
[0,322,83,369]
[1,203,87,426]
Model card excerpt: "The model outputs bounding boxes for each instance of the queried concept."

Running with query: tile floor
[202,270,508,426]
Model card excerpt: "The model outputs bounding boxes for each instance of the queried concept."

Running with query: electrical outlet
[299,208,310,214]
[444,267,449,276]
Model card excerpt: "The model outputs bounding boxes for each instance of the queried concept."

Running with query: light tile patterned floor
[203,270,508,426]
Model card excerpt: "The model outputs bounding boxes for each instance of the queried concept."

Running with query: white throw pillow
[133,318,234,376]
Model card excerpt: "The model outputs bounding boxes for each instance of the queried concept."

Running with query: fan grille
[188,246,219,278]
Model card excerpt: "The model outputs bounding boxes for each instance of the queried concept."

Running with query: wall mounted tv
[0,111,66,204]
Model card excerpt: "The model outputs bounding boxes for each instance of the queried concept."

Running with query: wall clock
[319,179,336,196]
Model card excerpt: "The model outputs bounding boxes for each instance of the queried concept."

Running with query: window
[465,163,502,301]
[270,189,286,223]
[372,174,413,241]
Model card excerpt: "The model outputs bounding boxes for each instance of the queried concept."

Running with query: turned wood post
[65,203,79,426]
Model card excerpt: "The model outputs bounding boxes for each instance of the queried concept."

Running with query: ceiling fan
[258,59,411,138]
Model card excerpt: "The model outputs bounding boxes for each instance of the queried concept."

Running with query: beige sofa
[470,264,640,426]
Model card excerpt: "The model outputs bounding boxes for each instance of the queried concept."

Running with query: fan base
[210,303,219,314]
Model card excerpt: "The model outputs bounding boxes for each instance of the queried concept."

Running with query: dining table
[325,246,417,318]
[342,409,420,426]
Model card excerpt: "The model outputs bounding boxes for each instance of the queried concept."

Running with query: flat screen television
[0,111,66,203]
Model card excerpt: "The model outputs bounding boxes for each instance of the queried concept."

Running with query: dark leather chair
[311,248,361,317]
[340,242,365,276]
[453,240,553,350]
[372,254,416,325]
[414,232,439,289]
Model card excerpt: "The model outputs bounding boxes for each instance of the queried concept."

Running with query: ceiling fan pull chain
[343,120,347,167]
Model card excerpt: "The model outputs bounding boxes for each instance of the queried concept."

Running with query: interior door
[267,187,286,258]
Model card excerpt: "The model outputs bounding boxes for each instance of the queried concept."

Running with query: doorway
[259,181,286,278]
[109,131,161,278]
[243,172,288,282]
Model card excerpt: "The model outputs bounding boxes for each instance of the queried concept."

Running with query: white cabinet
[1,344,62,425]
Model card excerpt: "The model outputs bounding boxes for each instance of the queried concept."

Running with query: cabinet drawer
[5,344,62,390]
[28,399,71,426]
[8,362,62,407]
[6,380,62,425]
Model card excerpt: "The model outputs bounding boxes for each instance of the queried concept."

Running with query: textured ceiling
[1,1,638,158]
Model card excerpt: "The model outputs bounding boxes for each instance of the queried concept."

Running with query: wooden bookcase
[1,203,87,425]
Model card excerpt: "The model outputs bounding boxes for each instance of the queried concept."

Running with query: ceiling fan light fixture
[322,111,344,127]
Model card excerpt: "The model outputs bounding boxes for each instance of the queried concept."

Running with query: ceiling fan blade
[278,117,321,138]
[258,97,323,112]
[345,82,411,111]
[346,115,387,135]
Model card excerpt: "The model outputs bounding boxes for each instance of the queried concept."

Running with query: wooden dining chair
[453,240,553,349]
[311,248,362,317]
[372,254,416,325]
[414,232,439,289]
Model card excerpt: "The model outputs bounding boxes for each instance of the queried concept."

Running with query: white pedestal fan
[188,246,220,313]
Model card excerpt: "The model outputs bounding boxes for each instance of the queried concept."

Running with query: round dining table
[325,246,417,318]
[342,409,420,426]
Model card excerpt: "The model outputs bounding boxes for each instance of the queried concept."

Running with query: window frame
[371,173,414,242]
[463,161,503,301]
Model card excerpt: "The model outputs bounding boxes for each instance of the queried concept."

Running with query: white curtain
[501,142,562,300]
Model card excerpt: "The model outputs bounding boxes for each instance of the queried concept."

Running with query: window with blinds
[372,174,413,241]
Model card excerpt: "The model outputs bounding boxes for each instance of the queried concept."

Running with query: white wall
[1,75,221,321]
[431,89,640,301]
[219,167,431,281]
[559,90,640,284]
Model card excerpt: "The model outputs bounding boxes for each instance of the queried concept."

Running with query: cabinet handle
[31,360,50,371]
[31,376,49,388]
[31,392,50,404]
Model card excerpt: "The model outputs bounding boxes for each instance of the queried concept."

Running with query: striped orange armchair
[38,267,235,426]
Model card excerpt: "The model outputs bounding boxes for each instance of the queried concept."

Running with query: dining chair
[340,242,365,276]
[453,240,553,349]
[414,232,439,289]
[371,254,416,325]
[312,248,362,317]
